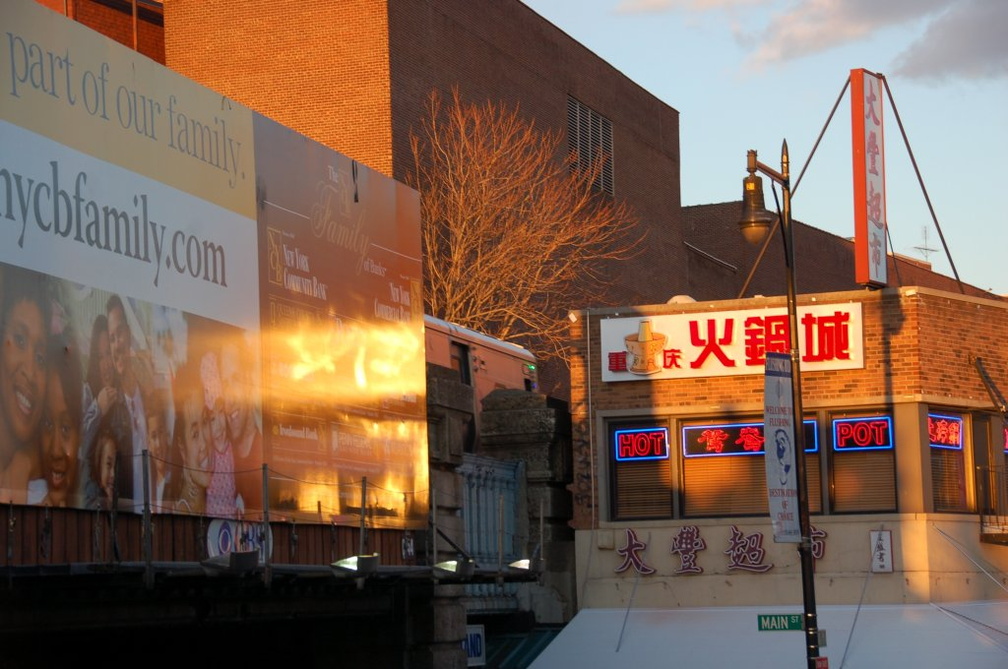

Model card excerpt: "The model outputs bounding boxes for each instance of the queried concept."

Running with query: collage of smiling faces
[0,263,263,515]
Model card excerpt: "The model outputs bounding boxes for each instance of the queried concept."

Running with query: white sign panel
[0,121,259,330]
[600,303,863,382]
[464,624,486,666]
[870,530,894,573]
[764,352,801,543]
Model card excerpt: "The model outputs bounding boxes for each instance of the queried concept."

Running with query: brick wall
[36,0,164,63]
[164,0,394,175]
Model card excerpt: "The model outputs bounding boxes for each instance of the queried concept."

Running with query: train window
[450,342,472,385]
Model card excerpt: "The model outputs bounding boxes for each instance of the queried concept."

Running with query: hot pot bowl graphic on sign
[624,320,666,374]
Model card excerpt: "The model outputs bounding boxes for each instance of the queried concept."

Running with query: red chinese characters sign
[681,421,819,458]
[601,303,863,382]
[616,525,829,576]
[928,413,964,450]
[851,68,888,287]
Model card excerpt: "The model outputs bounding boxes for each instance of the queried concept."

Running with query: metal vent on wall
[567,96,614,196]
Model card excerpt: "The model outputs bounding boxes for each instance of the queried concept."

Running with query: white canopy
[529,601,1008,668]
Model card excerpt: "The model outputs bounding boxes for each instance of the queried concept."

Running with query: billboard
[0,1,427,528]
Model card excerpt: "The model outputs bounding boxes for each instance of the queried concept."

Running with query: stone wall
[480,389,576,623]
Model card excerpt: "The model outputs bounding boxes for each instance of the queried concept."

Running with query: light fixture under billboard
[433,558,475,579]
[331,553,380,576]
[200,549,261,576]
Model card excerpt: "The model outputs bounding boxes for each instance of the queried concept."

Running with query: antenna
[913,226,938,261]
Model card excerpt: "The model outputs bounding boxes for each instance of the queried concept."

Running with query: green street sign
[757,614,803,631]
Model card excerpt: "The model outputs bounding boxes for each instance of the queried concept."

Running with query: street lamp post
[739,140,821,669]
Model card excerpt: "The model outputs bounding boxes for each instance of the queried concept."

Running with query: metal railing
[975,465,1008,536]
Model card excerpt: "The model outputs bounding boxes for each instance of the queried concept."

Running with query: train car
[424,315,539,411]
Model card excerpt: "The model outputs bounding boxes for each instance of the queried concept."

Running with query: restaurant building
[536,286,1008,666]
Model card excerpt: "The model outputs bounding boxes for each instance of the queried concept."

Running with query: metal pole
[131,0,138,51]
[431,486,438,569]
[359,477,367,557]
[777,140,820,668]
[539,498,544,570]
[498,493,504,571]
[262,463,271,587]
[141,450,152,589]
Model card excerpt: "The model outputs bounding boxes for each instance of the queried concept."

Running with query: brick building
[535,286,1008,666]
[20,2,1007,665]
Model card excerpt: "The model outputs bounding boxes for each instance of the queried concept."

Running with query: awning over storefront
[529,601,1008,668]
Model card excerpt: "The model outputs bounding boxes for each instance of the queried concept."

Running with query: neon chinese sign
[928,413,963,450]
[682,420,818,458]
[614,427,670,462]
[599,303,864,383]
[832,416,893,451]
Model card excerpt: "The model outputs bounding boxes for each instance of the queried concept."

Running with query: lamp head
[434,558,475,579]
[332,553,380,575]
[739,171,776,245]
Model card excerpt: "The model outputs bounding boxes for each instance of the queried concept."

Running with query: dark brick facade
[682,202,998,302]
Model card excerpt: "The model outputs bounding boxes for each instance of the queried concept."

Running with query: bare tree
[409,88,643,362]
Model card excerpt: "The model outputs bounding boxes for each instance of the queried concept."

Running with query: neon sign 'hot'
[614,427,670,462]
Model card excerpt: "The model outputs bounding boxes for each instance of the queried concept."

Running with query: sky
[522,0,1007,295]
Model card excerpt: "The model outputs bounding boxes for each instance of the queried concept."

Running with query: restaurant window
[830,414,897,512]
[1002,418,1008,506]
[929,412,968,512]
[1001,417,1008,467]
[610,422,673,520]
[681,419,821,518]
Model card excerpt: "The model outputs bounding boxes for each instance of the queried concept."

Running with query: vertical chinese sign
[851,68,888,287]
[763,352,800,542]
